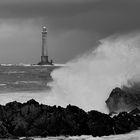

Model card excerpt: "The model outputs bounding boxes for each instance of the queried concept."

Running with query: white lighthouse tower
[38,26,53,65]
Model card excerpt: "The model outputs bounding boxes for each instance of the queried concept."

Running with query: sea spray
[46,33,140,113]
[0,33,140,113]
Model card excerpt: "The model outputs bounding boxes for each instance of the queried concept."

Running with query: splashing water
[46,33,140,113]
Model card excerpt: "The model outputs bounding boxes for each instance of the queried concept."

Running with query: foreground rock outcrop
[106,87,140,114]
[0,99,140,138]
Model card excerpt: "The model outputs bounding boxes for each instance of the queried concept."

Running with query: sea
[0,64,140,140]
[0,64,61,105]
[0,64,54,92]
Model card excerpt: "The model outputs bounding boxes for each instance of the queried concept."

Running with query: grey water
[0,65,55,93]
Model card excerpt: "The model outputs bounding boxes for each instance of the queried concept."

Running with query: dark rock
[0,99,140,138]
[129,108,140,127]
[26,99,39,106]
[0,121,13,138]
[106,87,140,114]
[26,127,43,136]
[130,108,140,115]
[12,117,28,136]
[87,110,114,136]
[66,105,88,135]
[113,112,138,134]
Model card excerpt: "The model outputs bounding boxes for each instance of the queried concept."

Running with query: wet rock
[130,108,140,115]
[87,110,114,136]
[106,87,140,114]
[0,121,13,138]
[113,112,138,134]
[0,99,140,138]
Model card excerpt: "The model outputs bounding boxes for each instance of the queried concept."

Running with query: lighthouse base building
[38,56,53,65]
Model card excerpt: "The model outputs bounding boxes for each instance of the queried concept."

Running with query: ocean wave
[13,81,41,84]
[0,64,14,66]
[53,63,66,67]
[2,71,26,74]
[0,63,32,67]
[0,84,6,86]
[0,91,49,105]
[0,63,65,67]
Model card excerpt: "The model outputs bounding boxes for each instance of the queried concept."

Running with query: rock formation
[106,87,140,114]
[0,99,140,138]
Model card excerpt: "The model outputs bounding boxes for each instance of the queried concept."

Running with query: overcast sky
[0,0,140,64]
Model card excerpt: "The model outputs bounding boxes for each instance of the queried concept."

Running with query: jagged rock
[26,99,39,106]
[26,127,43,136]
[0,121,13,138]
[12,117,28,136]
[130,108,140,115]
[129,108,140,127]
[0,99,140,138]
[65,105,88,135]
[113,112,138,134]
[106,87,140,114]
[87,110,114,136]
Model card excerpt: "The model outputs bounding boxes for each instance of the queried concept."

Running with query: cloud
[0,0,139,63]
[0,0,139,34]
[0,0,138,35]
[0,0,99,19]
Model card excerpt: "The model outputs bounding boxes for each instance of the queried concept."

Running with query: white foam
[0,84,6,86]
[46,33,140,113]
[0,63,65,67]
[33,130,140,140]
[0,91,49,105]
[13,81,41,84]
[1,64,14,66]
[53,63,66,67]
[2,71,25,74]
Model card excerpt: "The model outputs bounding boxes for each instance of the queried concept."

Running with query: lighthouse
[38,26,53,65]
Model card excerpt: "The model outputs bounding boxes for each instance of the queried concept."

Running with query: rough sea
[0,64,140,140]
[0,64,54,92]
[0,64,60,105]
